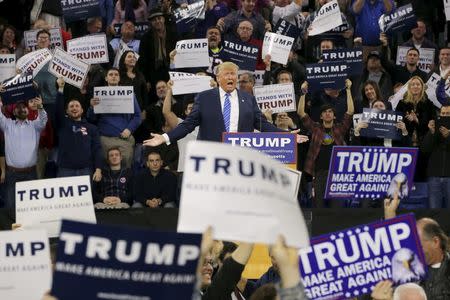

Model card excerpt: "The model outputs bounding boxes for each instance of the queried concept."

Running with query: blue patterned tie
[223,93,231,132]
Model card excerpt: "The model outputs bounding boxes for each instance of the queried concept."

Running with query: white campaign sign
[177,141,310,248]
[170,72,212,95]
[254,70,265,86]
[67,34,109,64]
[174,38,210,68]
[0,230,52,300]
[308,0,343,36]
[15,176,96,238]
[262,32,294,65]
[253,83,296,113]
[24,28,62,51]
[0,54,16,81]
[389,80,409,110]
[48,48,89,89]
[396,46,435,73]
[16,48,52,77]
[93,86,134,114]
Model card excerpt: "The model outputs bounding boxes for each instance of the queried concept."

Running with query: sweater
[134,168,177,206]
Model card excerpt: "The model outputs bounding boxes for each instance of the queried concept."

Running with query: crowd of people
[0,0,450,299]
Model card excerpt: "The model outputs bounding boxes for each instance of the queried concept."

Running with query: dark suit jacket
[167,88,284,142]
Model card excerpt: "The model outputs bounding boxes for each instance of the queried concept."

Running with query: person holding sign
[297,79,354,208]
[88,68,141,168]
[0,91,47,210]
[143,62,287,147]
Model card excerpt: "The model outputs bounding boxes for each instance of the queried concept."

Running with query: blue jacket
[55,92,103,169]
[87,96,141,137]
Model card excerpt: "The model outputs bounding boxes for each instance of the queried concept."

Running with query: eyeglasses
[38,36,49,40]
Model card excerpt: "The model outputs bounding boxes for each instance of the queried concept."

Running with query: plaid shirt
[302,113,352,176]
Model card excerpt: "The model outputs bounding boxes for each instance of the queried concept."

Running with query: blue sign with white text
[52,220,201,300]
[360,108,404,140]
[61,0,101,23]
[1,73,38,104]
[306,62,348,91]
[379,4,417,36]
[173,0,204,33]
[299,214,427,300]
[274,18,301,40]
[325,146,418,199]
[223,132,297,166]
[223,39,258,72]
[322,48,363,76]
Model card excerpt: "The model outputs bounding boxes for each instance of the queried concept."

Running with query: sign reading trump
[52,220,201,300]
[299,214,426,300]
[325,146,418,199]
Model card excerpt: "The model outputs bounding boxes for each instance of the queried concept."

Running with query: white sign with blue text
[15,176,96,237]
[177,141,310,248]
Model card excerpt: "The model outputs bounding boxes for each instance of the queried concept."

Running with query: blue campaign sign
[325,146,418,199]
[61,0,101,23]
[222,132,297,165]
[273,18,301,40]
[322,48,363,76]
[299,214,427,300]
[360,108,403,140]
[52,220,201,300]
[173,0,204,34]
[223,39,258,72]
[1,73,38,104]
[113,22,149,38]
[379,4,417,36]
[306,62,348,91]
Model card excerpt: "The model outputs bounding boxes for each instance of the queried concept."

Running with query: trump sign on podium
[300,214,426,299]
[177,141,309,248]
[325,146,418,199]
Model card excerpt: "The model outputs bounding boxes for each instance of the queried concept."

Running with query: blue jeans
[428,177,450,208]
[5,168,37,210]
[57,167,92,178]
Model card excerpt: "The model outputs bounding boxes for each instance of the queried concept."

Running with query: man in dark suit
[144,62,305,146]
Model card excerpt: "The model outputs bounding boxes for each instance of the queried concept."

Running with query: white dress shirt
[219,87,239,132]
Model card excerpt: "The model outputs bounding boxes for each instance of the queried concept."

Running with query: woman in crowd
[361,81,392,110]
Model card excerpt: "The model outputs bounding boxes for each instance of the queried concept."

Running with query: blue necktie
[223,93,231,132]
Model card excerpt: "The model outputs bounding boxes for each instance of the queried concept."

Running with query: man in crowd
[88,68,141,168]
[0,95,47,209]
[430,47,450,78]
[134,151,177,208]
[402,19,439,64]
[110,20,140,54]
[238,72,255,95]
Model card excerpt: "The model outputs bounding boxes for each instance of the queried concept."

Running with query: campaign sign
[306,62,348,91]
[396,46,435,73]
[112,22,149,38]
[379,4,416,36]
[223,132,297,168]
[49,48,89,89]
[446,0,450,21]
[299,214,426,300]
[262,32,294,65]
[61,0,101,23]
[360,108,403,140]
[24,28,62,51]
[223,39,258,72]
[308,0,343,36]
[93,86,134,114]
[52,220,201,300]
[0,54,16,82]
[254,70,265,86]
[174,38,210,68]
[322,48,363,76]
[0,73,38,104]
[253,82,296,113]
[426,73,450,108]
[0,229,52,300]
[67,34,109,64]
[15,176,97,238]
[274,18,301,40]
[16,48,52,77]
[178,141,310,248]
[173,0,205,33]
[169,72,212,95]
[325,146,418,199]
